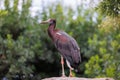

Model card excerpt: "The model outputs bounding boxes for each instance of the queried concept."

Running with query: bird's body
[41,19,81,76]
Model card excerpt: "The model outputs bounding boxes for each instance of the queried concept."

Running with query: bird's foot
[69,74,73,77]
[61,74,66,77]
[69,68,74,77]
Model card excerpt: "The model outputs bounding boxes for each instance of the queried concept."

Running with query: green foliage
[0,0,36,79]
[96,0,120,17]
[85,29,120,79]
[85,4,120,79]
[85,55,102,77]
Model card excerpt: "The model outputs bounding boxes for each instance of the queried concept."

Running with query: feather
[54,31,81,69]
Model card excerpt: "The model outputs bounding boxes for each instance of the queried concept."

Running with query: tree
[96,0,120,17]
[85,0,120,80]
[0,0,37,79]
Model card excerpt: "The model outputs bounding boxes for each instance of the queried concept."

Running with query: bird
[40,18,81,77]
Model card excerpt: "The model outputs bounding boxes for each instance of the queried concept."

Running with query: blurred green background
[0,0,120,80]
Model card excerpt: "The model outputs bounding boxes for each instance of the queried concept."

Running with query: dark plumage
[54,31,81,69]
[40,18,81,76]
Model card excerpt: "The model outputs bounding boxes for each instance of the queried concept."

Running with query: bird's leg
[61,56,66,77]
[69,68,73,77]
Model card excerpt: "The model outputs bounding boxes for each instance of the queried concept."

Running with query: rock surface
[42,77,114,80]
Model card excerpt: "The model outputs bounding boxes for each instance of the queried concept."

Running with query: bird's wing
[54,31,81,67]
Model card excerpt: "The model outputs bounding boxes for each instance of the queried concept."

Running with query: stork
[40,18,81,77]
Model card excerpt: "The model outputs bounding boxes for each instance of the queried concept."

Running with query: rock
[42,77,114,80]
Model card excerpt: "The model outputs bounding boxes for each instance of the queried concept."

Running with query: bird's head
[40,18,56,25]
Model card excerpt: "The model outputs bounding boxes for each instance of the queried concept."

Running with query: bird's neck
[48,23,56,40]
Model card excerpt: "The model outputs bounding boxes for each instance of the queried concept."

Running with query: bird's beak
[40,19,50,24]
